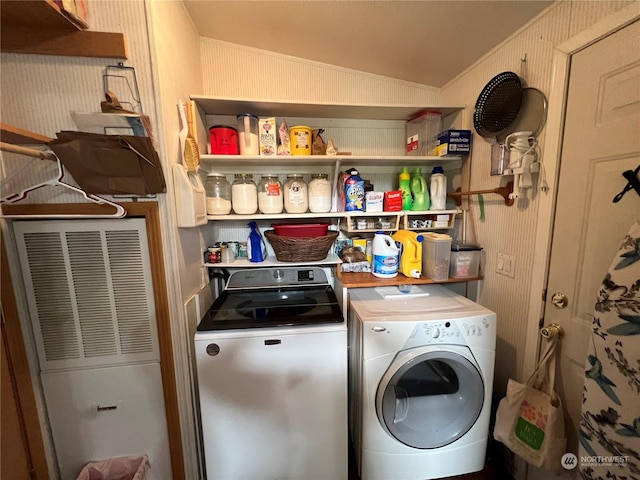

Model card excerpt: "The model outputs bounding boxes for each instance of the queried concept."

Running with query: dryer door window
[377,350,484,449]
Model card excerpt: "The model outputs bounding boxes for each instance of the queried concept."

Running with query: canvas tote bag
[494,335,567,472]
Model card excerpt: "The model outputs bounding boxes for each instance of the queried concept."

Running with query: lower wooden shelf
[337,270,482,288]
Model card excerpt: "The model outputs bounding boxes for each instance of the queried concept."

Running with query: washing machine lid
[197,285,343,331]
[350,284,491,322]
[376,347,484,449]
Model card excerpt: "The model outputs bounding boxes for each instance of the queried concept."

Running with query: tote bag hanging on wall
[494,336,567,472]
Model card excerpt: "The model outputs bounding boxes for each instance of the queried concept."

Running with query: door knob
[551,292,568,309]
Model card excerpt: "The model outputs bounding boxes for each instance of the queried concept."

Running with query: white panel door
[534,20,640,479]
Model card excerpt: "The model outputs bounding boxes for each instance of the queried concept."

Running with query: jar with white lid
[231,174,258,214]
[258,175,283,214]
[283,174,308,214]
[204,173,232,215]
[308,173,332,213]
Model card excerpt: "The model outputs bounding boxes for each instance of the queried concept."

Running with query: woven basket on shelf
[264,230,339,262]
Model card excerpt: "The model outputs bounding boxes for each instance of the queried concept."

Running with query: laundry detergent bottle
[430,166,447,210]
[372,231,399,278]
[410,167,430,211]
[392,230,424,278]
[399,167,412,210]
[344,168,365,211]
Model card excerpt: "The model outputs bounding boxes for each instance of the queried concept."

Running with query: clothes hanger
[613,165,640,203]
[1,141,126,218]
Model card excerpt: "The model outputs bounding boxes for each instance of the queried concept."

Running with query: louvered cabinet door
[13,218,159,371]
[12,219,172,480]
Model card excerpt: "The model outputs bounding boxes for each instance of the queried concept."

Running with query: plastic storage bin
[272,223,329,238]
[406,111,442,156]
[450,243,482,278]
[422,233,452,281]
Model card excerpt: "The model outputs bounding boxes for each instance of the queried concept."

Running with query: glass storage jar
[204,173,232,215]
[231,173,258,214]
[283,174,308,214]
[258,174,283,214]
[308,173,332,213]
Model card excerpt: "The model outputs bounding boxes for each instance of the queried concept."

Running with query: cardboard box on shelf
[436,130,472,157]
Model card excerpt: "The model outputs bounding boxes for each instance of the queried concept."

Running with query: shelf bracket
[448,181,514,206]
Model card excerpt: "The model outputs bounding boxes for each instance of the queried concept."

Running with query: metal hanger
[1,142,126,218]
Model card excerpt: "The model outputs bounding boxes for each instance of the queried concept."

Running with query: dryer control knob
[431,327,441,338]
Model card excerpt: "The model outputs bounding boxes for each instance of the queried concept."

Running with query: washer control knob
[273,269,285,281]
[431,327,441,339]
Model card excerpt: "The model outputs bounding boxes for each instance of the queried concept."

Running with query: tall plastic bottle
[392,230,424,278]
[399,167,412,210]
[344,168,365,211]
[372,231,399,278]
[430,166,447,210]
[410,167,430,211]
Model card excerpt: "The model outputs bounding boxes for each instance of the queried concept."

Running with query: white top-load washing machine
[195,267,347,480]
[349,284,496,480]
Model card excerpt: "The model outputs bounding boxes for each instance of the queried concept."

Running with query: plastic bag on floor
[76,454,150,480]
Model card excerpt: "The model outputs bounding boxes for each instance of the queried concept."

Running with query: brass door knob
[551,292,569,309]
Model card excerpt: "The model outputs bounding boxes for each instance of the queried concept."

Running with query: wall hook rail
[448,181,514,206]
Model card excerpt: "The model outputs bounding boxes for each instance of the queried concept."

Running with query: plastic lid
[432,166,444,174]
[207,172,225,177]
[451,243,483,252]
[236,113,259,120]
[209,125,237,131]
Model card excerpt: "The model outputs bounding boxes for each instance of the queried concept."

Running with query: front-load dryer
[348,284,496,480]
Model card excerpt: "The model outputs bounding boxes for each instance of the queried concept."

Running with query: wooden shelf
[1,123,53,145]
[337,270,482,288]
[0,0,127,59]
[191,95,464,121]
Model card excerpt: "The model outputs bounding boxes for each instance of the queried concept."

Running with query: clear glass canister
[308,173,332,213]
[258,174,283,214]
[204,173,232,215]
[283,174,308,214]
[231,173,258,214]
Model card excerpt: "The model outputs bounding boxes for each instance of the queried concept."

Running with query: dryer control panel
[403,317,491,349]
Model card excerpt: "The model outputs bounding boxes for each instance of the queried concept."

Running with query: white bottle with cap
[371,231,399,278]
[430,166,447,210]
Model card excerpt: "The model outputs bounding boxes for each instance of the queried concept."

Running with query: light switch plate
[496,253,516,278]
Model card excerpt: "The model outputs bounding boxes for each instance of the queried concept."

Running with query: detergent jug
[410,167,430,211]
[372,231,399,278]
[392,230,424,278]
[430,166,447,210]
[399,167,412,210]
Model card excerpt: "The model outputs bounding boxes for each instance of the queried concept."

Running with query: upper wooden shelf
[1,123,53,145]
[0,0,128,59]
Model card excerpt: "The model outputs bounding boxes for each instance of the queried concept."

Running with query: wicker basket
[264,230,339,262]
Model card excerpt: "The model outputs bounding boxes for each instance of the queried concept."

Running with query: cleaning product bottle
[344,168,365,211]
[247,221,267,262]
[430,166,447,210]
[392,230,424,278]
[399,167,412,210]
[410,167,430,211]
[372,231,399,278]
